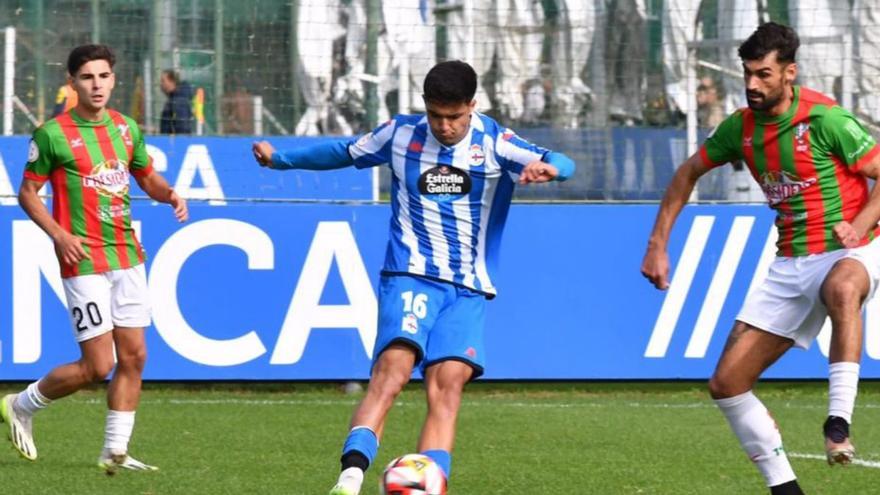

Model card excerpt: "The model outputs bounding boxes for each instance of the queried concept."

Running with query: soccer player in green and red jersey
[0,45,187,473]
[642,23,880,495]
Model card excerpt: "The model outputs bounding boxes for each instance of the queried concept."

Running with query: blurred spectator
[662,0,701,115]
[222,86,255,135]
[717,0,760,113]
[855,0,880,123]
[549,0,595,128]
[52,83,78,117]
[789,0,850,98]
[696,76,724,127]
[159,69,194,135]
[605,0,647,125]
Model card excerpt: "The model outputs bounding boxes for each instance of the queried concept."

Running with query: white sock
[14,381,51,416]
[715,391,796,487]
[828,361,859,424]
[336,466,364,492]
[103,410,136,454]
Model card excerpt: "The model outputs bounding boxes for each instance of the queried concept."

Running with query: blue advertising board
[2,137,879,380]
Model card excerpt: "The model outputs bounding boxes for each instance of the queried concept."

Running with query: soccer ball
[380,453,447,495]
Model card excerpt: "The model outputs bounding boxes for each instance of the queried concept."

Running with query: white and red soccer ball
[380,453,447,495]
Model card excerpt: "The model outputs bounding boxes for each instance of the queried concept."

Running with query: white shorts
[737,238,880,349]
[61,264,152,343]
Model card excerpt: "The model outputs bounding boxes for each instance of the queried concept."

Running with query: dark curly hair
[738,22,799,64]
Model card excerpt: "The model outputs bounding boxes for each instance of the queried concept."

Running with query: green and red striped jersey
[24,109,153,278]
[700,86,880,257]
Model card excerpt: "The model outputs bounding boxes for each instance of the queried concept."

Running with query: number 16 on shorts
[401,291,428,335]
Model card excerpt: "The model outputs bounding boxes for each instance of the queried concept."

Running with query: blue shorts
[374,275,486,379]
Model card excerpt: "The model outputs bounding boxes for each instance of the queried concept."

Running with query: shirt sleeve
[23,127,54,184]
[816,106,879,172]
[348,119,396,169]
[698,111,743,168]
[129,122,154,178]
[494,127,549,174]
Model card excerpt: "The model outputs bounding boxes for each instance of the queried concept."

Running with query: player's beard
[745,86,784,112]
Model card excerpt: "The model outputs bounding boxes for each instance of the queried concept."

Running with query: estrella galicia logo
[418,165,472,202]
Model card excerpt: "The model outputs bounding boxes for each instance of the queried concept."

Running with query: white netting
[2,0,880,200]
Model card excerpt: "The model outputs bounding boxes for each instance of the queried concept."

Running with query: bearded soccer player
[1,45,187,472]
[642,23,880,494]
[253,60,575,495]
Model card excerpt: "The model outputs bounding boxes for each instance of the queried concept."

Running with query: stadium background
[2,2,880,494]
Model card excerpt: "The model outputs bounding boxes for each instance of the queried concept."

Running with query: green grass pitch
[0,382,877,494]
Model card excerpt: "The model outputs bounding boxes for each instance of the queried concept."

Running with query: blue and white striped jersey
[348,112,550,297]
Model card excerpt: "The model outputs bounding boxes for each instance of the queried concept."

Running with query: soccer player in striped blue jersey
[253,60,575,495]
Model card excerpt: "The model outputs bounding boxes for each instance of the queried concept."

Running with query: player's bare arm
[834,153,880,248]
[135,172,188,222]
[18,177,87,265]
[641,152,713,290]
[253,140,275,167]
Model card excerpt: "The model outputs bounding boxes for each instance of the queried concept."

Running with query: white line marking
[67,397,880,411]
[789,452,880,469]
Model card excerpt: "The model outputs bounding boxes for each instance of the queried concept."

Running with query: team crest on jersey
[468,144,485,166]
[117,123,132,146]
[743,137,753,148]
[402,313,419,334]
[759,170,817,205]
[82,159,130,199]
[70,137,84,148]
[794,122,810,152]
[418,165,472,202]
[356,132,373,147]
[27,139,39,163]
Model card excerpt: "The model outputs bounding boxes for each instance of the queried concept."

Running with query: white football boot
[329,467,364,495]
[0,393,37,460]
[98,449,159,475]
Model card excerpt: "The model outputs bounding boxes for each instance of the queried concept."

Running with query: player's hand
[54,231,88,266]
[641,246,671,290]
[833,221,862,248]
[252,141,275,167]
[168,190,188,222]
[518,160,558,185]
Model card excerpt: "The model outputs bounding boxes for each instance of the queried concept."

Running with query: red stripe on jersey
[762,122,795,256]
[852,145,880,173]
[799,86,837,106]
[130,157,154,178]
[23,171,48,183]
[790,99,826,254]
[50,163,76,277]
[55,112,110,273]
[831,153,873,246]
[92,121,132,269]
[698,146,725,168]
[131,229,146,265]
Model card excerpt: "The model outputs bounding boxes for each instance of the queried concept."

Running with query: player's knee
[83,358,115,383]
[708,374,742,400]
[117,346,147,372]
[823,277,864,311]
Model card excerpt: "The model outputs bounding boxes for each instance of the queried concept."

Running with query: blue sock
[421,449,451,478]
[342,426,378,468]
